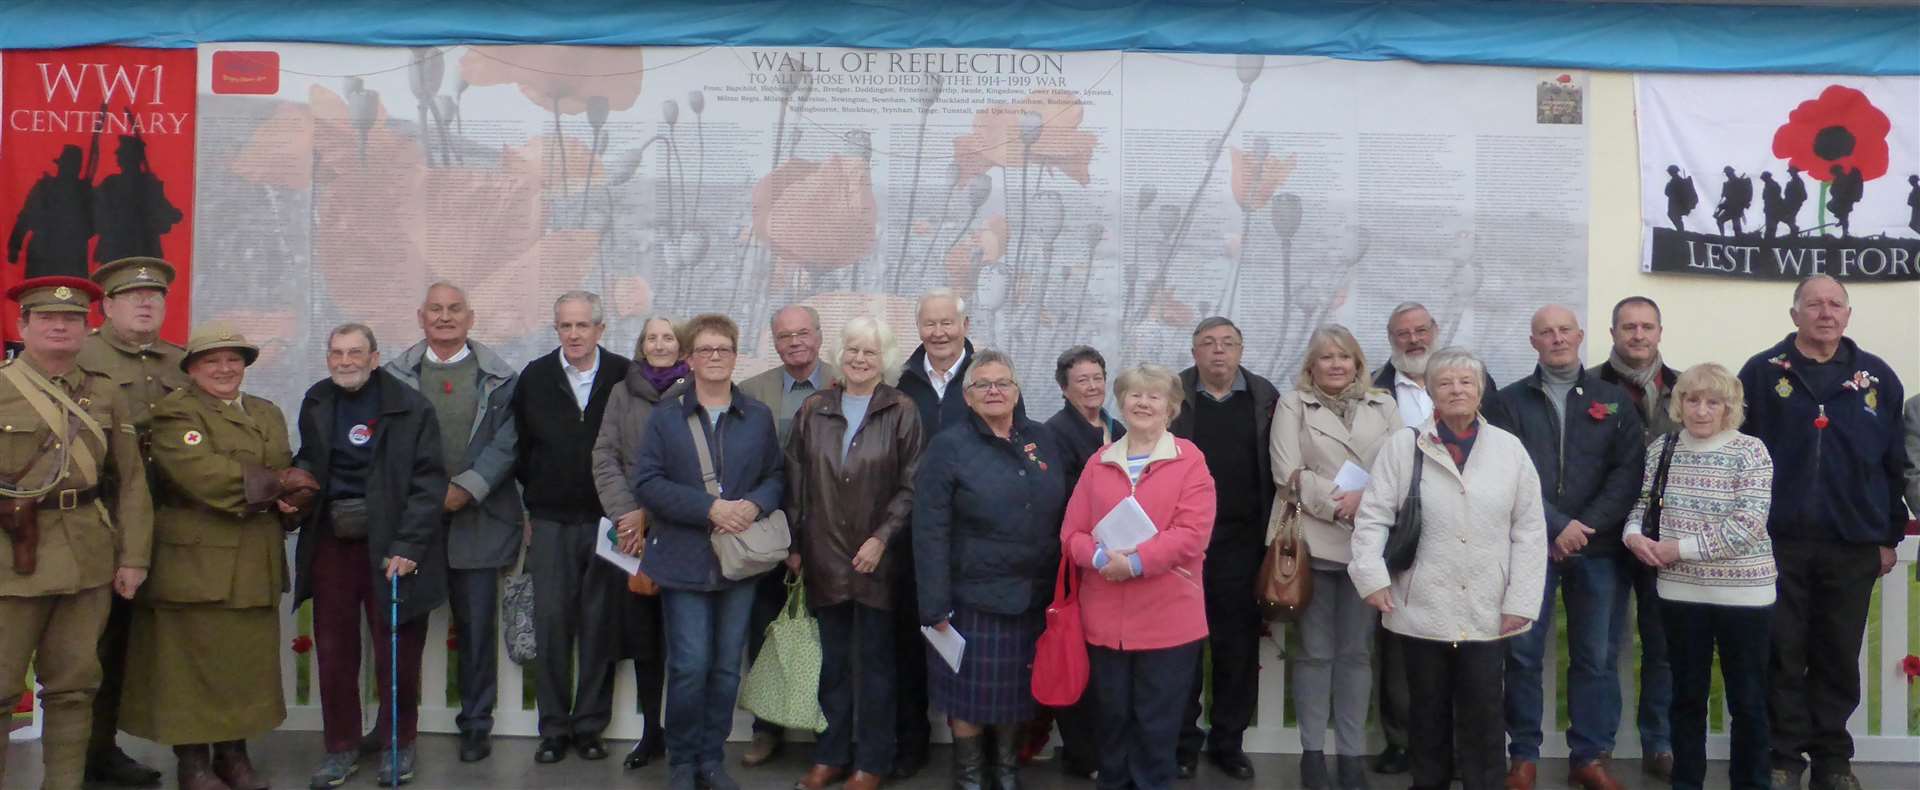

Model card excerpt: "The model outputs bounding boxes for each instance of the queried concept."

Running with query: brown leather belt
[39,487,99,511]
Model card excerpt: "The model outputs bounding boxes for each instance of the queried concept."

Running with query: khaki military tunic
[119,387,291,743]
[0,355,153,790]
[76,322,188,447]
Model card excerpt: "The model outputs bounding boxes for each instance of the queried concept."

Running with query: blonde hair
[1668,363,1746,434]
[1112,364,1185,424]
[838,315,901,372]
[1297,324,1368,392]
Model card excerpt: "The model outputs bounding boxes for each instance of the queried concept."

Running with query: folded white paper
[1332,460,1371,493]
[1093,495,1158,552]
[921,624,966,673]
[594,517,642,575]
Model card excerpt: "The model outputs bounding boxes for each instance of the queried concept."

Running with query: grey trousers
[446,567,501,735]
[1291,567,1374,755]
[528,518,621,739]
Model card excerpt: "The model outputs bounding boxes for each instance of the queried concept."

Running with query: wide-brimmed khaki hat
[180,322,261,371]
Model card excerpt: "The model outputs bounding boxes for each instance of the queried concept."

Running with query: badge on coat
[347,423,373,446]
[182,430,203,446]
[1774,377,1793,398]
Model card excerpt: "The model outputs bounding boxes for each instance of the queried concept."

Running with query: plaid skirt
[928,606,1044,724]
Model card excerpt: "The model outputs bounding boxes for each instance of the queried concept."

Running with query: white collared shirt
[924,348,968,401]
[564,348,601,411]
[428,344,472,365]
[1393,370,1434,427]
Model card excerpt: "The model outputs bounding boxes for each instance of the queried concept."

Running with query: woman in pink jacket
[1060,364,1217,790]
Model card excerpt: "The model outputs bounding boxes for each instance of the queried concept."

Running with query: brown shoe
[843,770,883,790]
[174,745,233,790]
[1644,752,1674,781]
[743,731,783,767]
[211,741,268,790]
[1505,759,1538,790]
[1569,756,1625,790]
[794,763,846,790]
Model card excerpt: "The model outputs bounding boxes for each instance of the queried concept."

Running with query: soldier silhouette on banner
[1827,165,1864,237]
[1714,166,1752,237]
[1761,171,1788,239]
[1906,174,1919,236]
[1663,165,1697,231]
[7,134,100,279]
[91,128,182,265]
[1782,165,1808,237]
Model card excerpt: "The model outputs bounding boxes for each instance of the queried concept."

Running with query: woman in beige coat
[1349,347,1546,790]
[589,315,688,769]
[1269,324,1402,790]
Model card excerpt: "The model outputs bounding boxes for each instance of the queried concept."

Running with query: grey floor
[4,732,1916,789]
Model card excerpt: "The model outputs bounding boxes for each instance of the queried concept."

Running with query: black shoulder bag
[1642,433,1679,542]
[1383,428,1424,572]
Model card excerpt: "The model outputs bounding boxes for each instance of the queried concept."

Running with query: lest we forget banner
[1637,73,1920,283]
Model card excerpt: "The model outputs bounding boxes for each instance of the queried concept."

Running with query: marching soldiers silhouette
[1714,166,1752,236]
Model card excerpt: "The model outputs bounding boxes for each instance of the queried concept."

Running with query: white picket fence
[13,541,1918,763]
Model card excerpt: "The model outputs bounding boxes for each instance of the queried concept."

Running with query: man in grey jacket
[384,281,522,763]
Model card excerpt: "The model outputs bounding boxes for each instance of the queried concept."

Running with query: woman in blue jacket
[913,349,1068,790]
[633,314,785,790]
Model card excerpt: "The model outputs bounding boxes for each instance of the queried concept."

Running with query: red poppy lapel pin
[1840,370,1879,392]
[1587,401,1619,422]
[1768,353,1792,370]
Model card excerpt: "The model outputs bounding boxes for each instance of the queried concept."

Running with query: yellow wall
[1584,73,1919,390]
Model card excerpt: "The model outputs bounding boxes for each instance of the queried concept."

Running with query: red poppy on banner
[0,47,196,344]
[1770,85,1891,183]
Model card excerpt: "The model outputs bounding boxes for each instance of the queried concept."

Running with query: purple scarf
[639,361,688,393]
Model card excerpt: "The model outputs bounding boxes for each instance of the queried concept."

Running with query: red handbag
[1031,555,1089,707]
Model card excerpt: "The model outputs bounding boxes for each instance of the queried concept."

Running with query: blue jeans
[815,601,896,775]
[661,582,757,769]
[1504,554,1624,765]
[1615,560,1672,756]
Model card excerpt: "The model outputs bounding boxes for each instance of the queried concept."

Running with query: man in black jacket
[293,323,449,789]
[509,290,631,766]
[1489,305,1644,790]
[1170,317,1277,782]
[887,287,975,779]
[1590,296,1681,781]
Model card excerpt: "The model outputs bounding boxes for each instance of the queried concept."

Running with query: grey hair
[423,280,468,303]
[633,314,686,359]
[1054,345,1107,390]
[963,349,1018,390]
[1387,301,1435,331]
[328,322,378,353]
[1112,364,1185,423]
[838,315,902,372]
[1424,346,1485,387]
[917,287,968,321]
[553,290,605,325]
[770,304,821,333]
[1190,315,1241,341]
[1790,274,1849,309]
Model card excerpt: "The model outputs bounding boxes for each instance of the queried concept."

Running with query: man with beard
[1364,302,1501,776]
[77,257,187,787]
[1590,296,1680,781]
[292,324,448,789]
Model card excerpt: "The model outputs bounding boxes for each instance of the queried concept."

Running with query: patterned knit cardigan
[1624,430,1776,607]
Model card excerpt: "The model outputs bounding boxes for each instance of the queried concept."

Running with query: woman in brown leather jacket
[782,315,924,790]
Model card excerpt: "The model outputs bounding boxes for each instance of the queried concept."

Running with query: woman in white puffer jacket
[1348,347,1547,790]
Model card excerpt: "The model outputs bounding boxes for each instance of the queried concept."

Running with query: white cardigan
[1349,420,1548,643]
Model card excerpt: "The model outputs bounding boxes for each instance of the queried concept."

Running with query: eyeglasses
[1391,325,1435,343]
[691,346,737,359]
[113,290,165,305]
[774,329,814,342]
[1194,338,1241,351]
[968,379,1017,393]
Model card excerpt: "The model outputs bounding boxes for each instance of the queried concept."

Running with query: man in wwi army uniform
[0,276,154,790]
[76,256,187,787]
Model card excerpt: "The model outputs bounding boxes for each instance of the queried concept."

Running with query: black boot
[173,745,231,790]
[987,726,1021,790]
[950,734,986,790]
[1300,750,1330,790]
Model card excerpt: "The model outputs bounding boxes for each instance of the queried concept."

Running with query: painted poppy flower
[1901,655,1920,685]
[291,634,314,654]
[1770,85,1891,183]
[751,154,878,274]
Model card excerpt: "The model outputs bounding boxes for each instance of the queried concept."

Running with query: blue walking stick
[389,569,400,786]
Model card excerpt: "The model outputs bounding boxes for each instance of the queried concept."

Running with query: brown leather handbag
[1256,496,1313,621]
